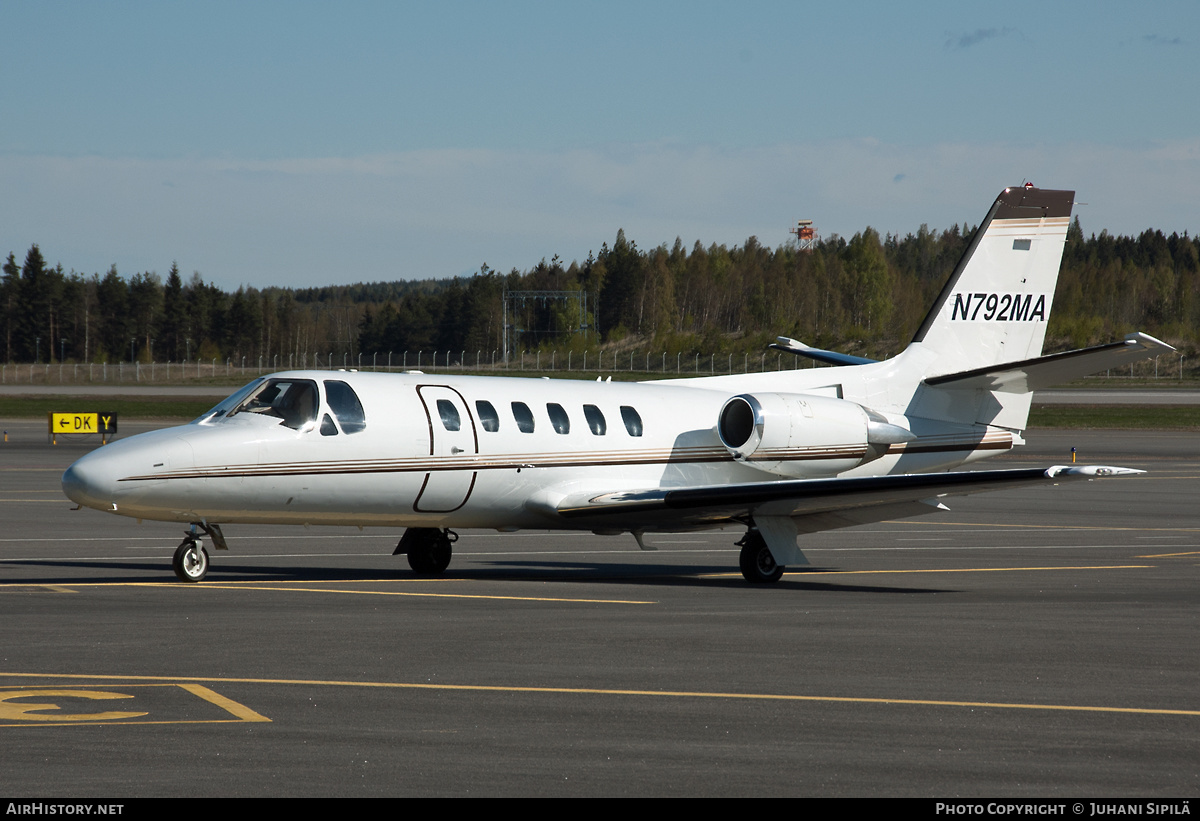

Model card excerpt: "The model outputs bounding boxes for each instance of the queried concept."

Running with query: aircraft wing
[924,333,1175,393]
[548,465,1142,548]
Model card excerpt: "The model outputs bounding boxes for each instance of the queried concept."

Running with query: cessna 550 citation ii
[62,185,1172,584]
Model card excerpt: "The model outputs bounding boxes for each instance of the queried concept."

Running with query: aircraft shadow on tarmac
[470,559,953,594]
[3,558,405,585]
[3,557,953,594]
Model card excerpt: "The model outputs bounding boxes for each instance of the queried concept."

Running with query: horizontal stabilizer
[553,465,1142,533]
[924,333,1175,393]
[770,336,878,366]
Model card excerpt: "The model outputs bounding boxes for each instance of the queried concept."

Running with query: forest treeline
[3,217,1199,367]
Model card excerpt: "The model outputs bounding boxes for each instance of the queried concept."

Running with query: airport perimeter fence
[0,349,1190,386]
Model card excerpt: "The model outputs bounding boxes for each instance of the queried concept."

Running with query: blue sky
[3,1,1198,289]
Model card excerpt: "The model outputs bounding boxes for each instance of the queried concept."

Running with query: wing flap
[554,465,1142,530]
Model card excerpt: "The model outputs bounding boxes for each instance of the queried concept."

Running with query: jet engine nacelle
[717,392,915,479]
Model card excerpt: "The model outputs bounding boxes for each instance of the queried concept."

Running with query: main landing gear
[171,523,228,583]
[394,527,457,575]
[737,530,785,584]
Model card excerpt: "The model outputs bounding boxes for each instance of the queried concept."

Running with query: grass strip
[0,397,215,420]
[1028,404,1199,429]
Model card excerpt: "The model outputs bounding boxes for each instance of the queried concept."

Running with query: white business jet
[62,185,1172,584]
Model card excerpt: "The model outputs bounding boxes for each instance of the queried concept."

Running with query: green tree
[598,229,642,339]
[158,262,185,361]
[1,253,18,362]
[844,228,893,333]
[96,265,131,362]
[129,271,163,361]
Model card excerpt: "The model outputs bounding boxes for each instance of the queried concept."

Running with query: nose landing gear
[173,537,209,582]
[171,523,227,583]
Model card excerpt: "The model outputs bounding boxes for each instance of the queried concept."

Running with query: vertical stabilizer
[902,185,1074,429]
[912,185,1074,375]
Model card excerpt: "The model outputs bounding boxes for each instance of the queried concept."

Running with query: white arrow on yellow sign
[51,413,99,432]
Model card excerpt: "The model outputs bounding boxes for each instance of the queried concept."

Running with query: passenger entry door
[414,385,478,512]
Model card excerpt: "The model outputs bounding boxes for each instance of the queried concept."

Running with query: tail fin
[900,185,1074,430]
[912,184,1074,375]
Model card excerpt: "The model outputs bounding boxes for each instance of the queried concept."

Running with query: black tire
[172,540,209,583]
[739,533,784,584]
[407,532,452,575]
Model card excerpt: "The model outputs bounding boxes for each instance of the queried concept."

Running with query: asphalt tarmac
[1,421,1197,797]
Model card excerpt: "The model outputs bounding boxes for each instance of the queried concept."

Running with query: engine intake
[717,392,912,478]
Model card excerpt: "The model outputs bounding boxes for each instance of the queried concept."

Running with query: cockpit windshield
[224,378,320,430]
[193,378,265,424]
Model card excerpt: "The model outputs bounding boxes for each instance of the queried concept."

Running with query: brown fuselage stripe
[118,438,1010,482]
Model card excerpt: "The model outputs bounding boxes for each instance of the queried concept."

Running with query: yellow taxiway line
[0,672,1195,718]
[702,564,1153,579]
[0,578,654,605]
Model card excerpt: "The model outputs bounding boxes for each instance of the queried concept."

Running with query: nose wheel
[173,537,209,582]
[170,523,225,582]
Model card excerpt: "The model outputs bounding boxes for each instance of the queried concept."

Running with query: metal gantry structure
[791,219,817,252]
[502,289,591,365]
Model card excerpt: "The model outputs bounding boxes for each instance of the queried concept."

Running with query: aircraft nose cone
[62,456,112,511]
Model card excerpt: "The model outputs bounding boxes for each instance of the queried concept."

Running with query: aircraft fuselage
[62,368,1008,532]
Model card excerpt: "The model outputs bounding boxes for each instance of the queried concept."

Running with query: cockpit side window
[324,380,367,434]
[228,379,318,431]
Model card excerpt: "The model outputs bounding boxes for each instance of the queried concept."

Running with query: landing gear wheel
[738,532,784,584]
[404,528,454,575]
[173,539,209,583]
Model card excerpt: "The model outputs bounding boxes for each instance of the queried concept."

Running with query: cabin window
[511,401,535,433]
[547,403,570,434]
[583,404,606,435]
[320,413,338,436]
[436,399,461,431]
[620,405,643,437]
[476,400,500,432]
[229,378,318,431]
[324,380,366,434]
